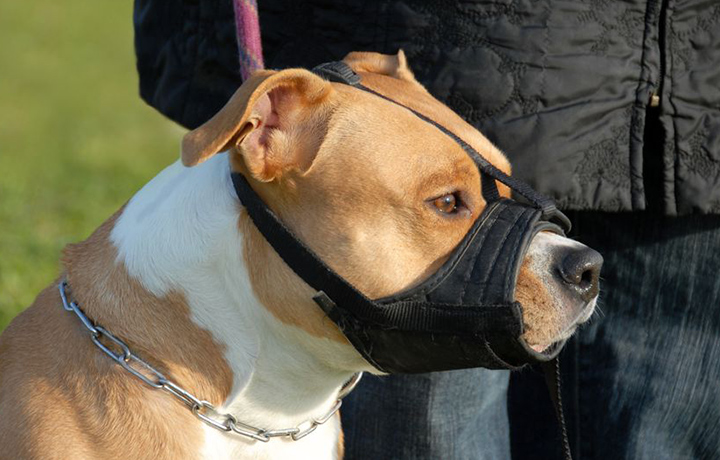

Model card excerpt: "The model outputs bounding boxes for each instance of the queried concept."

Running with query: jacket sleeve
[133,0,243,129]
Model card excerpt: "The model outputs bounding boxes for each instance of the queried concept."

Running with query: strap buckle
[312,61,361,86]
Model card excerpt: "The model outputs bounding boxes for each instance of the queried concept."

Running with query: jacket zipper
[642,0,670,213]
[650,0,669,107]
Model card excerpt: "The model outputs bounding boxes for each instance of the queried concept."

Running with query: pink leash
[233,0,265,80]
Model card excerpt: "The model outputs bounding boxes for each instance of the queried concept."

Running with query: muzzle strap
[317,293,523,336]
[233,173,520,336]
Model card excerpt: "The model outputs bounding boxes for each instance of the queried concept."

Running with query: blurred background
[0,1,183,331]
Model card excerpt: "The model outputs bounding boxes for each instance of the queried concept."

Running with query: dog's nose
[558,247,603,303]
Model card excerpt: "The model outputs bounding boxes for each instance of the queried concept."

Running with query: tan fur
[343,50,419,86]
[0,210,233,460]
[515,255,561,349]
[238,207,348,344]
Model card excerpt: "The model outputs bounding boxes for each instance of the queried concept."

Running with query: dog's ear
[181,69,333,181]
[343,50,418,83]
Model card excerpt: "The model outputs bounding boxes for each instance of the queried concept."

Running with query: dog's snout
[558,247,603,302]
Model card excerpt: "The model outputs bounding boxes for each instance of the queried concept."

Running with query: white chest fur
[110,154,356,459]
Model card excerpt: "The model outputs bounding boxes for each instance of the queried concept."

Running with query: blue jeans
[343,212,720,459]
[342,369,511,459]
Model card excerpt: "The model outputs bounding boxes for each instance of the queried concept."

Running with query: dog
[0,51,600,460]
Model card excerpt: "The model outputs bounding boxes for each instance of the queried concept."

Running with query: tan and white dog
[0,51,600,460]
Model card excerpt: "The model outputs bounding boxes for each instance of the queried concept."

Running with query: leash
[541,358,574,460]
[233,0,264,81]
[58,280,362,442]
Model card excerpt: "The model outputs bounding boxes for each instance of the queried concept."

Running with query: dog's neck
[72,153,354,456]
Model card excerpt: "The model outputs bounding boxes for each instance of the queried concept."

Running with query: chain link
[58,281,363,442]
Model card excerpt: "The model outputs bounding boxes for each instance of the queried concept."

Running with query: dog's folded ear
[343,50,418,84]
[181,69,333,181]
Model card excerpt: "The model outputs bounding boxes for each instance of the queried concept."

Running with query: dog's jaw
[111,153,354,459]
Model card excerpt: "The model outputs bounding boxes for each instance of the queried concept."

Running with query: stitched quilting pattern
[399,0,533,123]
[579,0,644,54]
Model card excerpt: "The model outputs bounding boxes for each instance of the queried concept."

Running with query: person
[134,1,720,458]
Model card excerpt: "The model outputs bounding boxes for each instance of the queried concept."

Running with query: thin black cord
[555,359,573,460]
[542,358,573,460]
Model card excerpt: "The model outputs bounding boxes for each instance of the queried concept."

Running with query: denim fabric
[510,212,720,460]
[342,369,511,460]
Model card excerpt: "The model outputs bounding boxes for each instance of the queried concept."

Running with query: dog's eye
[433,193,459,214]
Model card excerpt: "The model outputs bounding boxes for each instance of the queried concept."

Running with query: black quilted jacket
[134,0,720,215]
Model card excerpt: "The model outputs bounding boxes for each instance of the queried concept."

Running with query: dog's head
[181,51,600,367]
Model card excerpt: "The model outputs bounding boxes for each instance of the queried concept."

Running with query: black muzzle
[231,61,572,374]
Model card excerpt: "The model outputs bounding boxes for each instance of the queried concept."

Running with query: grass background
[0,1,183,331]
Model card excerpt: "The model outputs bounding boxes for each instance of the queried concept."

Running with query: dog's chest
[199,421,341,460]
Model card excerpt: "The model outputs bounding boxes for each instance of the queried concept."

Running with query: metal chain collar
[58,281,363,442]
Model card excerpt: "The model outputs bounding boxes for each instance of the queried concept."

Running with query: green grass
[0,0,183,331]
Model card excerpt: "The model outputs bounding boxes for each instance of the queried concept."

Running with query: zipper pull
[649,90,660,107]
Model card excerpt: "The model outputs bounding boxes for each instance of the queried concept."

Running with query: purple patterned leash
[233,0,264,80]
